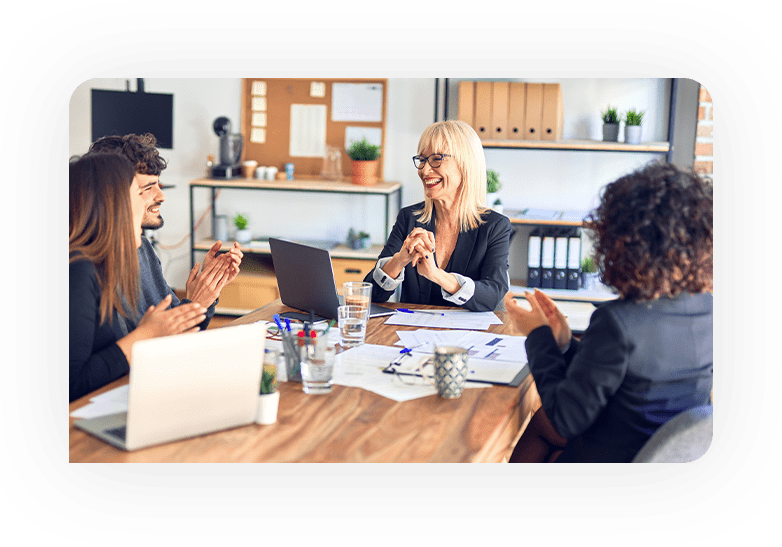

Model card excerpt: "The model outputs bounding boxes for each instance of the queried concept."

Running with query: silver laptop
[269,237,394,321]
[73,323,265,451]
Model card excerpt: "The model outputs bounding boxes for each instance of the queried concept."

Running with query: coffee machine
[210,116,243,178]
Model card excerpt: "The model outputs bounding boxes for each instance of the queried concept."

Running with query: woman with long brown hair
[69,153,208,402]
[504,161,713,462]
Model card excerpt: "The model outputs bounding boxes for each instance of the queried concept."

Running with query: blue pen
[284,318,292,332]
[397,308,445,316]
[399,347,413,354]
[273,314,284,331]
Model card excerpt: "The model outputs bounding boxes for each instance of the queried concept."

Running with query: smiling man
[87,133,243,330]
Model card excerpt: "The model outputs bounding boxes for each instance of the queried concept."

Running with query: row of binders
[458,81,563,141]
[527,228,581,290]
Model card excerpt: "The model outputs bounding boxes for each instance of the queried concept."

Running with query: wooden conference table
[69,300,541,463]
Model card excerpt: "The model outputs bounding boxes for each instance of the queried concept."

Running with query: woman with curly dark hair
[504,161,713,462]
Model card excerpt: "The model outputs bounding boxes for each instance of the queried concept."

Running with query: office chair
[632,405,713,463]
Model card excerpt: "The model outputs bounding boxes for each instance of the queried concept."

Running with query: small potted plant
[623,108,645,144]
[601,106,620,142]
[233,213,251,244]
[256,364,279,425]
[347,228,371,250]
[486,168,503,213]
[580,256,599,290]
[347,137,381,186]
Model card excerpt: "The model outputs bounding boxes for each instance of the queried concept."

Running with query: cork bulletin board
[240,78,388,180]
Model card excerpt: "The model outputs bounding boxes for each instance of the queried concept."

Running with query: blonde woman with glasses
[364,120,512,311]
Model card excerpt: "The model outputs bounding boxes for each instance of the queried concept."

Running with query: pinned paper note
[251,128,266,143]
[331,83,383,122]
[252,96,267,111]
[251,112,267,127]
[310,81,326,97]
[251,81,267,96]
[289,104,326,157]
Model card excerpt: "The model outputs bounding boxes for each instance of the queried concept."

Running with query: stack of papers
[384,310,503,330]
[332,344,493,402]
[394,329,527,361]
[70,385,129,419]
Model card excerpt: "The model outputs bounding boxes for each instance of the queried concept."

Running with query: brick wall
[693,86,713,180]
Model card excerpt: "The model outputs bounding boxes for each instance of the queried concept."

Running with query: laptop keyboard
[106,426,126,441]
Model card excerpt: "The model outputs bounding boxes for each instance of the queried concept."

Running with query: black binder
[527,230,542,288]
[540,230,555,289]
[566,229,581,290]
[553,230,569,289]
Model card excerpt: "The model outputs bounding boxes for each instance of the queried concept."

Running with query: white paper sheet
[332,344,490,402]
[331,83,383,122]
[384,310,503,330]
[289,104,326,157]
[70,385,129,419]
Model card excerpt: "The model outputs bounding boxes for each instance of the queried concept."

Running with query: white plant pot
[624,125,642,144]
[235,228,252,244]
[256,391,280,425]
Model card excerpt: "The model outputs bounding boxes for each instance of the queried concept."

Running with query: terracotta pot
[351,160,378,186]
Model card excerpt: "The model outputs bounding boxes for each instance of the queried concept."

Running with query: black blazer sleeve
[524,305,630,439]
[69,259,130,402]
[463,212,512,311]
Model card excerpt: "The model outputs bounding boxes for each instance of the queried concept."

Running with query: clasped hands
[186,241,244,308]
[398,227,438,279]
[504,289,572,350]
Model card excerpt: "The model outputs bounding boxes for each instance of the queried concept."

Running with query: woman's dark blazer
[364,203,512,312]
[525,292,713,462]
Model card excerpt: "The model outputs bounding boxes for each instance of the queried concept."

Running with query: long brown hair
[584,161,713,301]
[69,153,140,324]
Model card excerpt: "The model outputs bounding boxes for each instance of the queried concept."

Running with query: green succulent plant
[260,365,278,394]
[486,169,502,194]
[233,213,248,230]
[580,256,597,273]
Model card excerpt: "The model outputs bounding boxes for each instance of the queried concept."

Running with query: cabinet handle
[345,268,362,274]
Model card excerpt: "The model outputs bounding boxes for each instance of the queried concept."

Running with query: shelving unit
[478,139,670,153]
[189,177,402,315]
[433,77,699,294]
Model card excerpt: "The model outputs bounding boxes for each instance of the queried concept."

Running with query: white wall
[69,77,670,289]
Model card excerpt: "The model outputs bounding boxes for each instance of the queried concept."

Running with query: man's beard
[142,216,164,230]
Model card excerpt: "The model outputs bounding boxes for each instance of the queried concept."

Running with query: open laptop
[73,323,265,451]
[269,237,394,321]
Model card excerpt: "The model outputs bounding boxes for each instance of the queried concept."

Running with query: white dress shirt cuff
[374,256,404,291]
[442,272,474,306]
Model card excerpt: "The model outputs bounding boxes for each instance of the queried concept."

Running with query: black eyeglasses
[412,154,452,169]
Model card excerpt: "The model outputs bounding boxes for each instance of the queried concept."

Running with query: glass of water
[337,305,369,347]
[300,329,336,395]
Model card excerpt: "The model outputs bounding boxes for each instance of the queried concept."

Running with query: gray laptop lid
[73,322,266,451]
[269,237,393,320]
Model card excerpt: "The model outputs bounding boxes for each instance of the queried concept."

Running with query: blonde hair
[414,120,489,232]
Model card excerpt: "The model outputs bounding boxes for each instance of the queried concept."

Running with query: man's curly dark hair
[584,161,713,301]
[88,133,167,176]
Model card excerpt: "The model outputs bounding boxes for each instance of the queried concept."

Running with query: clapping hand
[204,240,243,285]
[504,290,571,349]
[186,253,233,308]
[135,294,206,339]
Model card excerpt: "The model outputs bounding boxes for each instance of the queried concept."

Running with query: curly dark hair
[584,161,713,301]
[88,133,167,175]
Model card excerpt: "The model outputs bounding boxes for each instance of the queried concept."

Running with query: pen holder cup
[280,328,303,382]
